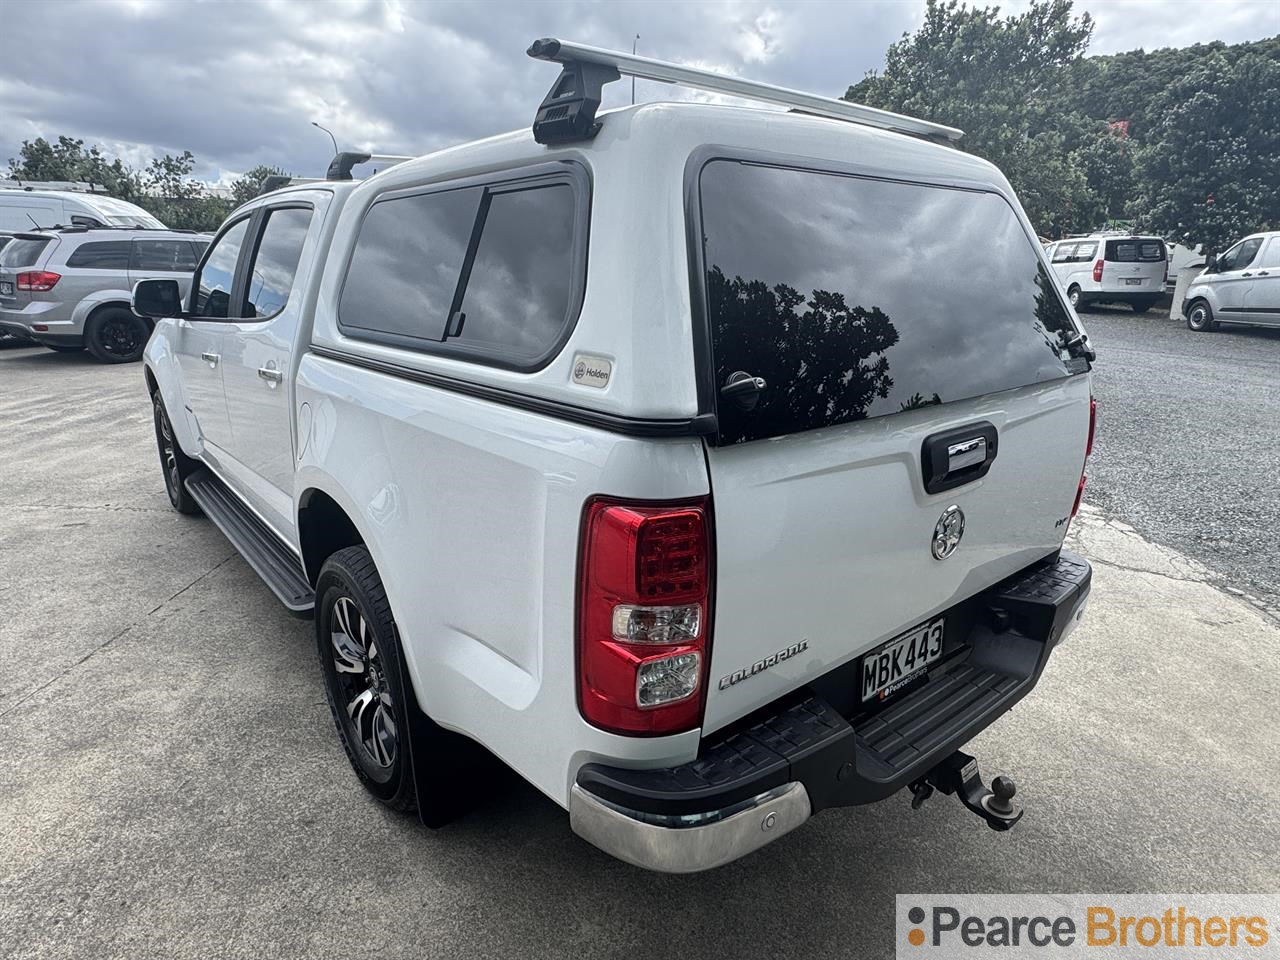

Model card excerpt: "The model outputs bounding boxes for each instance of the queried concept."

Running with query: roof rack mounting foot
[528,38,620,145]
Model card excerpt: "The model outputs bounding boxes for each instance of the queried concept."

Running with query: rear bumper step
[185,468,314,615]
[571,551,1091,871]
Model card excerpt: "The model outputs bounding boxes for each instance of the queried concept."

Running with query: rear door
[692,159,1091,731]
[218,200,320,539]
[1101,238,1165,295]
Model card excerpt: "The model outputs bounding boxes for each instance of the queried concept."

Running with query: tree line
[846,0,1279,253]
[5,136,287,232]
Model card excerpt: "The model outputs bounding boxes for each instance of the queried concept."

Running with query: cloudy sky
[1,0,1276,185]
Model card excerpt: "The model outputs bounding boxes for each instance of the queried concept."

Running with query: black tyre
[1186,299,1216,332]
[1067,285,1086,311]
[316,547,419,813]
[1130,296,1159,313]
[152,393,201,515]
[85,307,149,363]
[46,344,83,353]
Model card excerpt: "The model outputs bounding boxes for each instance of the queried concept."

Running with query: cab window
[242,207,313,319]
[193,219,250,319]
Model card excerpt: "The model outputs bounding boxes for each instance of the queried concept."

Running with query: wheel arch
[298,486,367,586]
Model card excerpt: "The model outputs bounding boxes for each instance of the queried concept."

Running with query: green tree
[7,135,142,200]
[135,151,231,231]
[847,0,1095,233]
[1132,49,1280,255]
[229,164,289,207]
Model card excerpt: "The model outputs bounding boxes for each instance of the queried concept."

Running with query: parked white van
[1047,233,1166,312]
[0,185,165,231]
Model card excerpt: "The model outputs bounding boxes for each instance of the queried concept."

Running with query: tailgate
[1102,238,1166,291]
[692,158,1091,734]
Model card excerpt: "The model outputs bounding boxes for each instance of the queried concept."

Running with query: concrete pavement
[1,344,1277,960]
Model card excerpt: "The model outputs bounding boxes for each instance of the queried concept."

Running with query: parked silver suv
[0,226,210,362]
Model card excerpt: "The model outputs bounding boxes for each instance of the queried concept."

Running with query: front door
[219,200,322,540]
[174,217,252,460]
[1208,236,1264,318]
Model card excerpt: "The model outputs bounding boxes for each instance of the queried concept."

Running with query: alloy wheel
[154,399,181,498]
[98,316,142,359]
[330,595,398,768]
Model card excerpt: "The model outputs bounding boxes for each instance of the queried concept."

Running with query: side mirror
[132,278,182,319]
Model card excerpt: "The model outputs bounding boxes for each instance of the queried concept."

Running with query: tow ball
[908,751,1024,831]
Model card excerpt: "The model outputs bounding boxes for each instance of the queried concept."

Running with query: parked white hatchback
[1183,231,1280,332]
[1047,233,1167,313]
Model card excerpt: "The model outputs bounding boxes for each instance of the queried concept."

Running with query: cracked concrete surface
[1,344,1277,960]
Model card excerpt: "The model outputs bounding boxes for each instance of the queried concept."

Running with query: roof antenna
[631,34,639,105]
[527,38,620,145]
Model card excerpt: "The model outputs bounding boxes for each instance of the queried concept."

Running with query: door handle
[258,366,283,384]
[200,351,219,367]
[1242,272,1254,277]
[947,436,987,472]
[1258,270,1270,276]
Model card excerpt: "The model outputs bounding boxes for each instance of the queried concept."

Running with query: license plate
[1124,278,1143,285]
[861,618,944,702]
[0,281,12,295]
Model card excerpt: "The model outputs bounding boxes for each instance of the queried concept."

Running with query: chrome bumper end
[569,781,811,873]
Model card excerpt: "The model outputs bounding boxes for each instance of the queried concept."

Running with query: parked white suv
[1183,231,1280,332]
[1047,233,1167,312]
[134,39,1094,872]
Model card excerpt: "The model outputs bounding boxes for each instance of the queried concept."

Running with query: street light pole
[311,121,338,157]
[631,35,639,105]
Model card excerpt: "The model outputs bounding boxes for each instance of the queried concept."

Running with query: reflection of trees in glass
[708,265,899,443]
[900,392,942,411]
[1031,264,1075,362]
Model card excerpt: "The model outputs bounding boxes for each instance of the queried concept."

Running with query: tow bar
[908,751,1024,831]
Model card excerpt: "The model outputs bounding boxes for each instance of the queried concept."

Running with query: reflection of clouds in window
[701,162,1073,443]
[457,184,573,360]
[244,207,313,319]
[340,188,479,341]
[197,219,249,318]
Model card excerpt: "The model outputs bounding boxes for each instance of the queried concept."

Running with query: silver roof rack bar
[527,37,963,144]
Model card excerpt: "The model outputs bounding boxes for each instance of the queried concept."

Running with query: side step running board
[185,469,315,616]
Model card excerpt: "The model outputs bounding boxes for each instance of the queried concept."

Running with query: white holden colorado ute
[134,39,1095,872]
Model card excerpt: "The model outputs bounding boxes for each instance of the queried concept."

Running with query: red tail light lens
[1071,396,1097,519]
[578,498,712,735]
[1092,259,1104,283]
[16,271,61,292]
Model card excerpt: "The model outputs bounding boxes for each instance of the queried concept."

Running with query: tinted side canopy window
[698,160,1076,445]
[66,240,131,270]
[338,166,587,370]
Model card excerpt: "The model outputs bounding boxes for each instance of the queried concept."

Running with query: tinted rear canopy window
[0,237,52,268]
[699,161,1076,445]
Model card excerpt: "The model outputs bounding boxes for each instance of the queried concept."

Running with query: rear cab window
[695,160,1079,445]
[337,164,587,371]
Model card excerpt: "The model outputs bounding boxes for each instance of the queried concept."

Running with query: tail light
[578,497,712,735]
[1092,259,1104,283]
[1071,396,1097,520]
[16,271,61,292]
